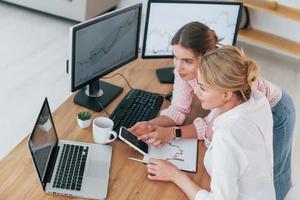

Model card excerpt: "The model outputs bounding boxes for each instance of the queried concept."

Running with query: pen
[128,157,149,164]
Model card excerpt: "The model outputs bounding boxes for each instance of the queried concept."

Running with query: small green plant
[38,115,48,125]
[77,111,91,121]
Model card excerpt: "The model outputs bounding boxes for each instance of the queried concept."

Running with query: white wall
[249,0,300,43]
[279,0,300,9]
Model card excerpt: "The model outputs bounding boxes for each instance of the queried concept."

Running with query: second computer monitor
[142,0,242,58]
[69,4,142,111]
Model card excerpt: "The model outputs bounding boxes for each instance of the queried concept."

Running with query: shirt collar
[213,96,255,130]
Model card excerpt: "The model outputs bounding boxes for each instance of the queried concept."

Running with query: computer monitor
[70,4,142,112]
[142,0,242,83]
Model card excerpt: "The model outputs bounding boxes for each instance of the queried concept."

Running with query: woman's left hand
[146,158,181,182]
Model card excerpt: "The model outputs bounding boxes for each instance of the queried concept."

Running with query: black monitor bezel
[71,4,142,92]
[142,0,243,59]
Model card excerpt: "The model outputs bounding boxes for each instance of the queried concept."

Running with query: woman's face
[172,44,200,81]
[195,70,226,110]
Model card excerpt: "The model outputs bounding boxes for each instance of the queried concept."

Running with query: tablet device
[119,126,148,156]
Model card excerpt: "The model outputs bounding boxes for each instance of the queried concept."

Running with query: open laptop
[28,98,112,199]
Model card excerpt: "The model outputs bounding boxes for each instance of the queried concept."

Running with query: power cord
[103,72,166,96]
[90,83,112,117]
[102,72,170,101]
[102,73,133,90]
[96,100,111,117]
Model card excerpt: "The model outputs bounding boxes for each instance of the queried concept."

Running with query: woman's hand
[146,158,181,182]
[139,126,174,148]
[129,121,155,136]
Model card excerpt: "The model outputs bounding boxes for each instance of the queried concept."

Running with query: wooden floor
[0,1,300,184]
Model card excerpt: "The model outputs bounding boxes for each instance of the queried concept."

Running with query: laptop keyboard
[33,145,52,176]
[53,144,89,191]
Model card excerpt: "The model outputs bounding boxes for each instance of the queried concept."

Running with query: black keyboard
[53,144,89,191]
[110,89,164,133]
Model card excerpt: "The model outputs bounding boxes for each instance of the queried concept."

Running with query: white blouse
[195,90,276,200]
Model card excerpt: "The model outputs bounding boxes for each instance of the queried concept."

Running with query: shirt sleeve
[253,77,282,107]
[193,117,208,140]
[195,131,245,200]
[193,110,216,140]
[160,70,194,125]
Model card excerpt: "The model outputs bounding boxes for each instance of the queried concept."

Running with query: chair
[284,181,300,200]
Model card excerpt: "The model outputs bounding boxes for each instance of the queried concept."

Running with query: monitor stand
[156,67,175,84]
[74,80,123,112]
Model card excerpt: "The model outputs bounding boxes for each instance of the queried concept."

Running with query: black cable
[96,100,111,117]
[102,73,133,90]
[102,72,169,99]
[90,83,111,117]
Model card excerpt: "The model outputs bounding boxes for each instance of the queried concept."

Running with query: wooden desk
[0,58,210,199]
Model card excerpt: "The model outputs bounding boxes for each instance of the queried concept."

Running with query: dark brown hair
[171,21,219,56]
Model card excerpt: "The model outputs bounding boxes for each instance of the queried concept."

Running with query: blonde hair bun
[246,59,259,88]
[199,45,260,101]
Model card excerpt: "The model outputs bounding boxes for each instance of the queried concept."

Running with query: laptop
[28,98,112,199]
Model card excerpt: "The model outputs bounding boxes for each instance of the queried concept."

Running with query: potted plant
[38,115,51,132]
[77,111,92,128]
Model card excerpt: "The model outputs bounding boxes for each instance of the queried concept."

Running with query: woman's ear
[224,91,233,103]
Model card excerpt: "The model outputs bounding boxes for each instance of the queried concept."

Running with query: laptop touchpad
[86,160,109,178]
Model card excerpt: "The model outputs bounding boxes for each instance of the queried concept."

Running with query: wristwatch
[173,127,182,139]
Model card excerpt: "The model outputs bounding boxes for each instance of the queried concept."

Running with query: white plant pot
[38,119,52,133]
[77,117,92,129]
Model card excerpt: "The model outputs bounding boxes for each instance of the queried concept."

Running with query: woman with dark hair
[130,22,295,200]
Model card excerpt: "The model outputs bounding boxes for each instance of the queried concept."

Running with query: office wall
[118,0,300,44]
[249,0,300,43]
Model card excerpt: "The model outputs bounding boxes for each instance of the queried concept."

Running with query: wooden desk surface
[0,58,210,199]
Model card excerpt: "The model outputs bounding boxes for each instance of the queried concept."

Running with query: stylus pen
[128,157,149,164]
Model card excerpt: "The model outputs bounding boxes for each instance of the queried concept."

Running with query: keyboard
[110,89,164,133]
[33,145,52,175]
[53,144,89,191]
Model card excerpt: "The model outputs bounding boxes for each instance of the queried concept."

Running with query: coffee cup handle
[106,131,117,143]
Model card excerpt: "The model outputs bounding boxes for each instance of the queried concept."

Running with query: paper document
[144,139,198,172]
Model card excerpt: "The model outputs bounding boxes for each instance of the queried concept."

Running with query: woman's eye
[184,60,192,64]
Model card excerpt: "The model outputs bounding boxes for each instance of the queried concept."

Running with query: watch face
[175,128,182,138]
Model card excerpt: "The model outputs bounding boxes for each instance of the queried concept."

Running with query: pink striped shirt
[160,70,282,140]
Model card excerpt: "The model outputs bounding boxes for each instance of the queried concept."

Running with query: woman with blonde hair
[145,46,276,199]
[131,21,295,199]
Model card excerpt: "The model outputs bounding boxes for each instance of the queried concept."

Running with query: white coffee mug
[92,117,117,144]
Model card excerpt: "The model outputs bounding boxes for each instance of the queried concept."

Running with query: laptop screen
[28,98,58,187]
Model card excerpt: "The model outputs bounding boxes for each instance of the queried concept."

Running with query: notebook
[28,98,112,199]
[145,139,198,173]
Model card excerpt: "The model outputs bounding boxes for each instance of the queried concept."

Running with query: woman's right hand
[129,121,155,136]
[129,122,173,148]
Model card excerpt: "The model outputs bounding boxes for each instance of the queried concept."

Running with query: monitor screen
[70,4,142,91]
[142,0,242,58]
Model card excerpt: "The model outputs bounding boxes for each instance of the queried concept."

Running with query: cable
[90,83,112,117]
[102,72,168,99]
[96,100,111,117]
[102,73,133,90]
